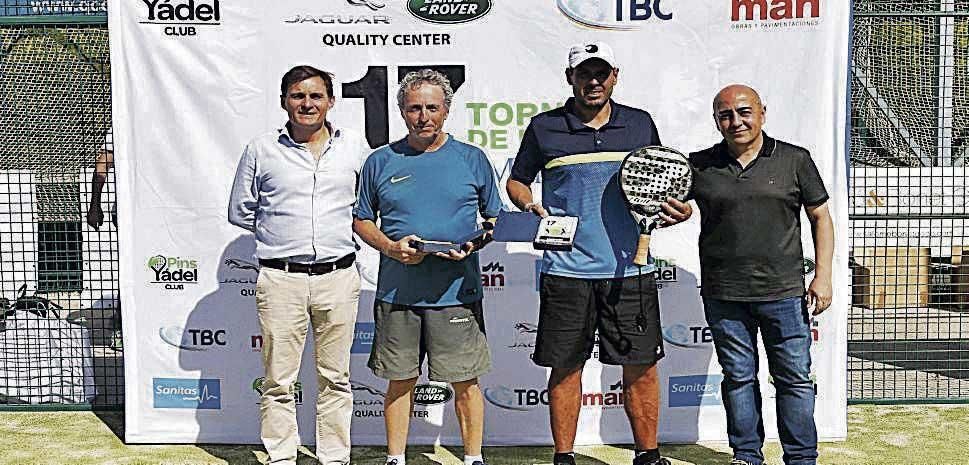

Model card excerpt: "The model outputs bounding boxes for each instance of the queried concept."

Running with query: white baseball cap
[568,41,618,69]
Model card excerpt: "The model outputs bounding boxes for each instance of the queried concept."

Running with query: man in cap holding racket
[688,84,834,465]
[353,69,501,465]
[506,42,692,465]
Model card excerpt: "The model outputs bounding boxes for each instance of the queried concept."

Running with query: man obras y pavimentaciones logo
[148,255,199,290]
[406,0,491,24]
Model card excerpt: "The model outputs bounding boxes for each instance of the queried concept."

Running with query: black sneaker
[633,456,671,465]
[729,460,754,465]
[553,453,576,465]
[471,461,488,465]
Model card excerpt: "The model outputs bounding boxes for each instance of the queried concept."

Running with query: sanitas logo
[668,375,723,407]
[407,0,491,24]
[252,377,303,404]
[147,255,198,290]
[140,0,221,37]
[481,261,505,290]
[556,0,672,30]
[661,323,713,349]
[484,381,624,411]
[159,326,226,350]
[153,378,221,409]
[351,322,375,354]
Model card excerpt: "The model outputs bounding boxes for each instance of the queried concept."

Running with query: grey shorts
[368,300,491,383]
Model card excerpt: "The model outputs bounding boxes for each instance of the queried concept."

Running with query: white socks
[464,455,483,465]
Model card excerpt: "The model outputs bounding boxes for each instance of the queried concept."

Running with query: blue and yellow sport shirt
[511,98,661,278]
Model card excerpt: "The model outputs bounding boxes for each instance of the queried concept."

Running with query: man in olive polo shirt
[688,84,834,465]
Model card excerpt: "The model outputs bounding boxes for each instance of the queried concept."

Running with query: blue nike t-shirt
[354,135,502,306]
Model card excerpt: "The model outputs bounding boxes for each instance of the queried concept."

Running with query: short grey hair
[396,69,454,109]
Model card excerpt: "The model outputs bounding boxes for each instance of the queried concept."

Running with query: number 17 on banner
[342,65,467,148]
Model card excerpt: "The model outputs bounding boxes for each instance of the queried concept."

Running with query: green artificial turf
[1,405,968,464]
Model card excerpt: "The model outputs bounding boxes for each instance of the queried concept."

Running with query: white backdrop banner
[110,0,851,445]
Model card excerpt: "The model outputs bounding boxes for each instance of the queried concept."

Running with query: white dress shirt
[228,124,371,262]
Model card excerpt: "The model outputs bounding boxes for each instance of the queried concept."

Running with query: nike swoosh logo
[390,175,411,184]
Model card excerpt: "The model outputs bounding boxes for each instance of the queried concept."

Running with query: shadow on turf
[88,411,733,464]
[659,444,733,465]
[848,338,969,379]
[93,410,124,440]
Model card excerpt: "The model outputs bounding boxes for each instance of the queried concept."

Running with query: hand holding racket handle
[619,146,694,267]
[634,232,652,266]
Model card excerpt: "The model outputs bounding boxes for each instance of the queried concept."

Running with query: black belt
[259,253,355,275]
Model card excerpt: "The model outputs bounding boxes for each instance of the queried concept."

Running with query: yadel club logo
[140,0,222,37]
[147,255,198,290]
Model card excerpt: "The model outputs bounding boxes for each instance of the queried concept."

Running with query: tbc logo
[731,0,820,21]
[484,381,624,411]
[407,0,492,24]
[148,255,198,290]
[159,326,226,350]
[351,322,375,354]
[141,0,221,37]
[153,378,221,409]
[668,374,723,407]
[661,324,713,349]
[556,0,673,30]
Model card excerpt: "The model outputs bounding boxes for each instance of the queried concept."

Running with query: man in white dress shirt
[228,65,371,465]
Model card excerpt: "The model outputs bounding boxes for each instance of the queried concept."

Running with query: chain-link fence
[849,0,969,402]
[0,1,118,409]
[1,0,968,409]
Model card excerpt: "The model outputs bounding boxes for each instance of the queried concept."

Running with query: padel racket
[619,146,693,266]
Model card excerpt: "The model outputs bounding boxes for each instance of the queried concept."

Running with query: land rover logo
[406,0,491,24]
[803,258,816,275]
[412,383,453,405]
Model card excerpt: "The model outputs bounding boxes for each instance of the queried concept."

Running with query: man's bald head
[713,84,767,151]
[713,84,763,112]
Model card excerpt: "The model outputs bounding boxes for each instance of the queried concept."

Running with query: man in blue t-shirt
[506,43,692,465]
[353,69,501,465]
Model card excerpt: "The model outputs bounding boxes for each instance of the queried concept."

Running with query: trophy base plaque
[534,216,578,251]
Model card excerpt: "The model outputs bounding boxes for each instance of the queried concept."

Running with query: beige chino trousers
[255,265,360,465]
